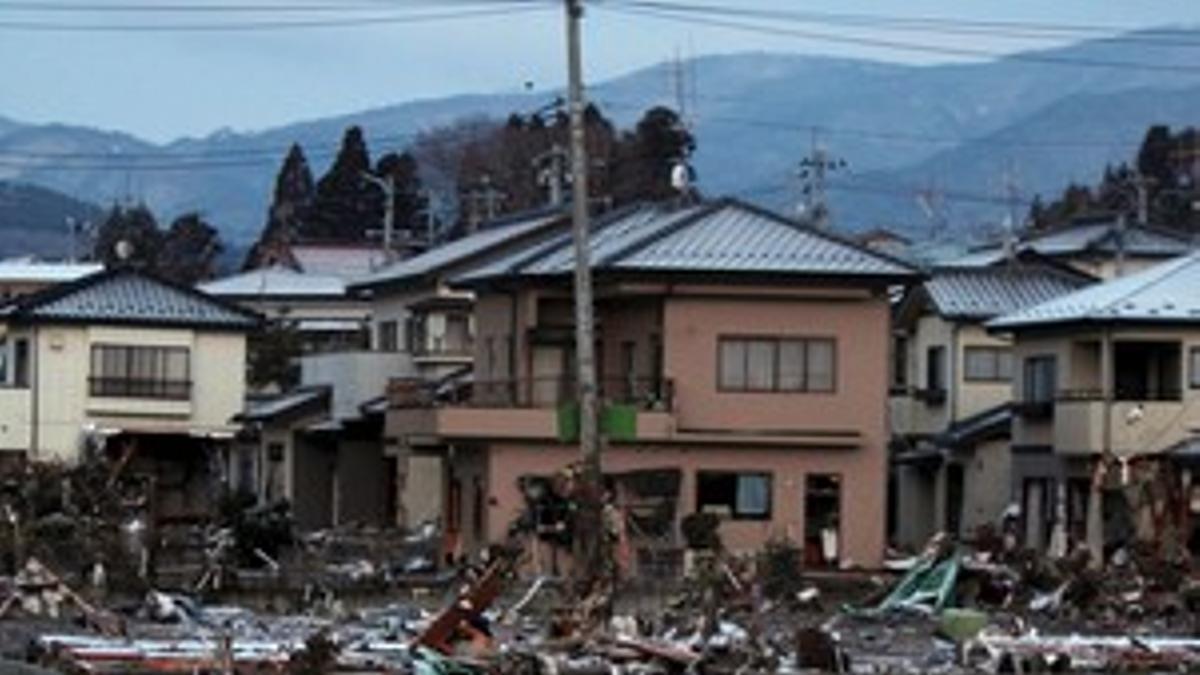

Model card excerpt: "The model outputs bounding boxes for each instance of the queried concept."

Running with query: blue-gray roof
[922,265,1093,320]
[350,209,566,291]
[1,268,260,330]
[949,219,1191,267]
[989,251,1200,330]
[199,265,349,299]
[459,198,918,283]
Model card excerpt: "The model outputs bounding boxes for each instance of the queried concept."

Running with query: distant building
[0,258,102,301]
[0,267,258,517]
[949,216,1192,279]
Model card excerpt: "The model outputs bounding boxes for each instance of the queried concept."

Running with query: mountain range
[2,28,1199,254]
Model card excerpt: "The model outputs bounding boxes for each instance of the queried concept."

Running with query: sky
[0,0,1195,143]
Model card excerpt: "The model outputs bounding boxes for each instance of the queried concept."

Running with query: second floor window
[926,345,946,392]
[1023,355,1057,404]
[891,335,909,389]
[964,346,1014,382]
[1190,347,1200,389]
[90,345,190,400]
[377,320,399,353]
[718,336,835,393]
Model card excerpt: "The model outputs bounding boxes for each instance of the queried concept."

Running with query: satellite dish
[670,161,693,193]
[114,240,134,261]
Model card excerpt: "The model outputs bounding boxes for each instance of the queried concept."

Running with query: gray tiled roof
[460,198,918,283]
[949,219,1191,267]
[923,265,1092,320]
[2,268,259,329]
[351,209,565,290]
[989,251,1200,330]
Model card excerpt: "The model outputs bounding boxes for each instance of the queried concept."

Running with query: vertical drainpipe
[508,289,520,402]
[29,328,39,461]
[949,324,960,425]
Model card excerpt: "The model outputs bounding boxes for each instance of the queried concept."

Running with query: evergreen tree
[375,151,427,241]
[93,203,164,269]
[306,126,380,241]
[612,106,696,204]
[244,143,315,269]
[161,212,223,285]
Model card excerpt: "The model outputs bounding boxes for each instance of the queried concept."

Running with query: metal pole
[363,172,396,260]
[565,0,602,585]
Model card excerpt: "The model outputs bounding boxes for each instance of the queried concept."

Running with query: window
[926,345,946,392]
[377,320,399,352]
[696,471,772,520]
[964,346,1014,382]
[12,338,29,388]
[717,337,836,393]
[1023,356,1057,403]
[445,314,472,354]
[891,335,909,389]
[89,345,190,399]
[1191,347,1200,389]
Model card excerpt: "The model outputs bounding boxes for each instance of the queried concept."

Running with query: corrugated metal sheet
[199,265,347,298]
[352,210,564,289]
[924,266,1091,320]
[291,245,387,279]
[3,269,259,329]
[990,251,1200,329]
[460,198,917,283]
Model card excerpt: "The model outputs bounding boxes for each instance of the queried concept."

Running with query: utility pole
[1002,163,1022,264]
[462,174,505,233]
[564,0,603,590]
[797,128,845,229]
[362,172,397,261]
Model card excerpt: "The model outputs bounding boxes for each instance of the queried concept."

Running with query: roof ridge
[501,202,650,275]
[594,200,720,267]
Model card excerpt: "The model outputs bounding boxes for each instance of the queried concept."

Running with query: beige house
[990,251,1200,558]
[390,198,918,571]
[0,267,258,516]
[889,260,1092,547]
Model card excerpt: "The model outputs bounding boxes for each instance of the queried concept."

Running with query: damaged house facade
[889,258,1093,548]
[390,198,918,570]
[990,251,1200,558]
[0,267,258,517]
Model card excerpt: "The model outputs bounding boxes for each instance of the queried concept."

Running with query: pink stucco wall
[479,442,886,567]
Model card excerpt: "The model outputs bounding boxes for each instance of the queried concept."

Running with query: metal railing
[391,375,674,411]
[88,377,191,401]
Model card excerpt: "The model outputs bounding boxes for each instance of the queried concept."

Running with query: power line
[601,1,1200,48]
[0,0,543,10]
[0,3,549,31]
[598,3,1200,74]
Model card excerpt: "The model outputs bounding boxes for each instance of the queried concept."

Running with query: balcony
[1053,389,1193,456]
[387,376,674,443]
[88,377,191,400]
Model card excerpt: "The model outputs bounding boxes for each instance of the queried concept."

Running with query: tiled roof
[0,258,103,283]
[351,209,566,291]
[199,265,348,298]
[990,251,1200,330]
[1,268,260,329]
[291,245,388,279]
[922,265,1092,320]
[459,198,918,283]
[949,219,1191,267]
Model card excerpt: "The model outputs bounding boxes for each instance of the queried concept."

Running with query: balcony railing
[412,341,474,358]
[390,375,674,412]
[88,377,192,401]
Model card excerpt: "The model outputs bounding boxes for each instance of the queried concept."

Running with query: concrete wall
[958,437,1015,533]
[301,351,412,419]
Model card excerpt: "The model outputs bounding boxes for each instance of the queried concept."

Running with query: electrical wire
[598,3,1200,74]
[0,2,549,31]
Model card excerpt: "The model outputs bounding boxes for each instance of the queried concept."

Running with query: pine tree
[612,106,696,204]
[244,144,315,269]
[306,126,381,242]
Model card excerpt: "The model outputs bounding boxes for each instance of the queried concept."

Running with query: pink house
[389,198,917,571]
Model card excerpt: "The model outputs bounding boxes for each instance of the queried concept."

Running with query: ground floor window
[805,474,841,568]
[696,471,772,520]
